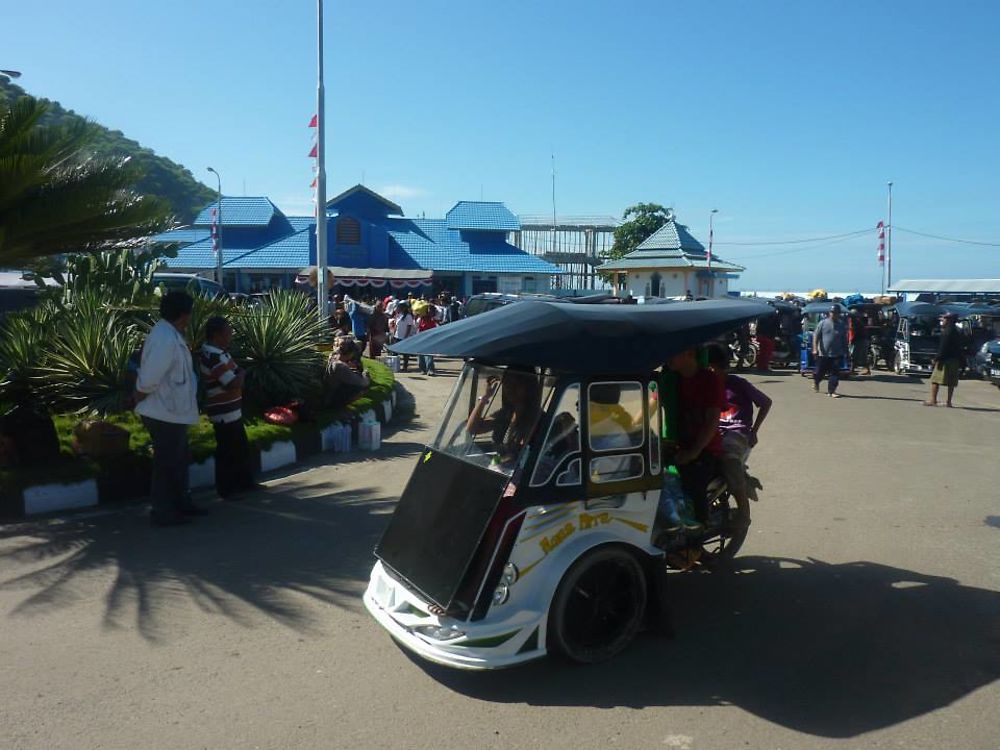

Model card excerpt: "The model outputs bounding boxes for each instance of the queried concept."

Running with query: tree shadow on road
[0,476,396,643]
[417,555,1000,739]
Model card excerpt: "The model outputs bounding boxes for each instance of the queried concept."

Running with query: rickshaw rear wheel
[547,546,647,664]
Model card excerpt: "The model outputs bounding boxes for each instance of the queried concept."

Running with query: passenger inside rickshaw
[460,366,547,473]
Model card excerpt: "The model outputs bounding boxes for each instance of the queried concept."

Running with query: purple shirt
[719,375,767,434]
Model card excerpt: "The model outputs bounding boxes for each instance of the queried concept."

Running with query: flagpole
[708,208,717,297]
[315,0,329,319]
[886,181,893,293]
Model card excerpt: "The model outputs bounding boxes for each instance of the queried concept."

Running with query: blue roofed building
[597,209,744,299]
[152,186,562,296]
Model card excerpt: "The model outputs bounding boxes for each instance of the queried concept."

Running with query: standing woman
[368,300,389,358]
[390,301,417,371]
[926,312,963,407]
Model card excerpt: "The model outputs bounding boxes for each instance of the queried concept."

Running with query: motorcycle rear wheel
[665,488,749,571]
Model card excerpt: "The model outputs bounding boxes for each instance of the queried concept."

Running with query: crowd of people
[326,290,464,375]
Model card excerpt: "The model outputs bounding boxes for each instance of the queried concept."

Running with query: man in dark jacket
[925,312,963,407]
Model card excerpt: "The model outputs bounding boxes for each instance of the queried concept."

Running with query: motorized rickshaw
[799,301,850,376]
[846,301,895,371]
[364,299,764,669]
[973,338,1000,387]
[891,301,949,375]
[940,303,1000,377]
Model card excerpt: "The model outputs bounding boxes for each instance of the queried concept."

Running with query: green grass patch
[1,361,395,504]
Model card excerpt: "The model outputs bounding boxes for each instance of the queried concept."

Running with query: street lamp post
[207,167,223,287]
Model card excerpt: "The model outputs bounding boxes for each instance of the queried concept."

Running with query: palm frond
[0,94,171,265]
[233,290,330,406]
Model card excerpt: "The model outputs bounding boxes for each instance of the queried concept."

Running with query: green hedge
[1,358,394,495]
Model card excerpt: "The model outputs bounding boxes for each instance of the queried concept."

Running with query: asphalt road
[1,361,998,750]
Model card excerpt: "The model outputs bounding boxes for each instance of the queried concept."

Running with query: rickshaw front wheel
[547,546,647,664]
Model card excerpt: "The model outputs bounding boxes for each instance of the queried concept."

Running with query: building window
[336,217,361,245]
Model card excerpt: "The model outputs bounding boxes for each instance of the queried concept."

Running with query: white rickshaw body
[364,298,767,669]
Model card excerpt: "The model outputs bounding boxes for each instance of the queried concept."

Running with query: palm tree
[0,95,170,266]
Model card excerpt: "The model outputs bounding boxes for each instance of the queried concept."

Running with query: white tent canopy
[889,279,1000,294]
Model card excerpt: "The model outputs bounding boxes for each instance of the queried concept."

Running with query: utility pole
[207,167,223,286]
[886,181,893,292]
[315,0,329,319]
[708,208,718,297]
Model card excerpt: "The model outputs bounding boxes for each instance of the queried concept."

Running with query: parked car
[152,273,228,299]
[463,292,562,317]
[973,338,1000,387]
[0,271,43,317]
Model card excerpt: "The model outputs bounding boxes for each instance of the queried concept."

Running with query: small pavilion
[598,210,744,298]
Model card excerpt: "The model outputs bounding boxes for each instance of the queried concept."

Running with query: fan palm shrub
[185,292,237,352]
[0,301,59,405]
[0,95,170,265]
[232,290,329,406]
[55,247,166,309]
[37,294,142,415]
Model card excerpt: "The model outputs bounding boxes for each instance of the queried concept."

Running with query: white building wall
[622,269,732,298]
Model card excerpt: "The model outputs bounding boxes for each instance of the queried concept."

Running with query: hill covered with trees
[0,80,214,224]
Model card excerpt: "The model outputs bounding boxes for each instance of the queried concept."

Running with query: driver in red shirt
[668,348,726,523]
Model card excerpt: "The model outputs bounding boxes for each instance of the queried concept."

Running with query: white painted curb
[382,398,392,423]
[260,440,296,472]
[188,457,215,489]
[23,479,99,515]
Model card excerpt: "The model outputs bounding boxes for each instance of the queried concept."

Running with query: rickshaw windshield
[909,315,941,338]
[431,363,555,477]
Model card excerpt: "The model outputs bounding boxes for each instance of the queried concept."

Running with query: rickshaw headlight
[492,582,510,605]
[415,625,465,641]
[501,562,519,585]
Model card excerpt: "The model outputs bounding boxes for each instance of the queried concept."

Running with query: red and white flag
[210,207,219,256]
[877,221,885,266]
[308,114,318,128]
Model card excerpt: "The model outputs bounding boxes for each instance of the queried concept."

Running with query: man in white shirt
[135,292,201,526]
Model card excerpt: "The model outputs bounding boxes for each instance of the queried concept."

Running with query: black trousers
[679,453,720,523]
[141,416,191,519]
[814,355,841,393]
[213,419,255,497]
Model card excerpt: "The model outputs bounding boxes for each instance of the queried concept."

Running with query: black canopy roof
[390,299,765,374]
[891,301,946,317]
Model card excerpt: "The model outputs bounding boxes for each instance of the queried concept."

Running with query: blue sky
[5,0,999,290]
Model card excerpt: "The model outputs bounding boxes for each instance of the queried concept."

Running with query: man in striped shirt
[200,317,255,497]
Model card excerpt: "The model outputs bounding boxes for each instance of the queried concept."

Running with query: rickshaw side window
[556,458,581,487]
[530,383,581,487]
[591,454,644,484]
[648,380,661,476]
[587,381,644,452]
